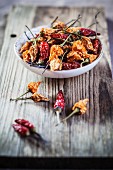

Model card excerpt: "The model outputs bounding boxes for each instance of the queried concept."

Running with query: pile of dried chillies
[19,15,102,72]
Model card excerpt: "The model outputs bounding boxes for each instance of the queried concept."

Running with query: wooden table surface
[0,2,113,169]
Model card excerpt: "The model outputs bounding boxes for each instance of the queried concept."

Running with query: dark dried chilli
[39,42,50,61]
[15,119,35,132]
[92,38,102,55]
[12,124,29,136]
[54,90,65,124]
[51,33,68,39]
[54,90,65,110]
[62,62,80,70]
[80,28,100,36]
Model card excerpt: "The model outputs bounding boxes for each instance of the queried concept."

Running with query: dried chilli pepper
[80,28,100,37]
[62,62,80,70]
[56,98,89,126]
[92,38,102,55]
[15,119,35,132]
[71,98,89,114]
[51,33,68,40]
[12,120,48,146]
[19,41,32,53]
[39,41,50,62]
[10,81,41,101]
[31,93,50,102]
[54,90,65,124]
[27,81,42,93]
[12,123,30,136]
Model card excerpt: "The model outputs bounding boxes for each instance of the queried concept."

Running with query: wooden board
[0,6,113,162]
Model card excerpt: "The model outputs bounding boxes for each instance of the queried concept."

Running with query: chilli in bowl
[19,16,102,73]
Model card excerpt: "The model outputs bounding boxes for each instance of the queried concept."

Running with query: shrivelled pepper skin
[54,90,65,124]
[92,38,102,55]
[51,33,68,39]
[39,42,50,61]
[62,62,80,70]
[54,90,65,110]
[80,28,100,37]
[27,81,42,94]
[12,124,30,136]
[15,119,35,132]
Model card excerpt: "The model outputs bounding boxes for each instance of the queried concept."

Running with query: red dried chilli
[92,38,102,55]
[15,119,35,132]
[12,124,30,136]
[54,90,65,124]
[51,33,68,39]
[62,62,80,70]
[39,42,50,61]
[54,90,65,110]
[80,28,100,37]
[12,120,46,144]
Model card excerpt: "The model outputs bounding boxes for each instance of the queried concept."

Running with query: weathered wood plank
[0,6,113,157]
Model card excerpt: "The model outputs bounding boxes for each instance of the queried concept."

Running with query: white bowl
[14,25,103,78]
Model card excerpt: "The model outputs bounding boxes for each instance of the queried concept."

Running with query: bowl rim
[14,25,103,74]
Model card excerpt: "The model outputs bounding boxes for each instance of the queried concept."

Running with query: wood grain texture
[0,6,113,157]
